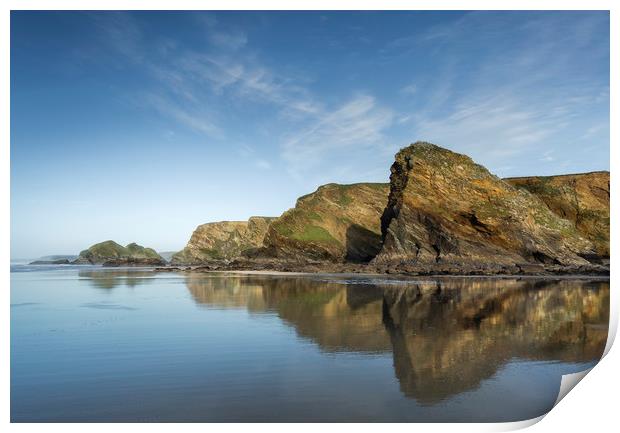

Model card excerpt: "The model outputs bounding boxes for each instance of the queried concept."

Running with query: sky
[10,11,610,258]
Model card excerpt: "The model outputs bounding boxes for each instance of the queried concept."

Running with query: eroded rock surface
[506,172,609,260]
[171,217,276,264]
[262,183,389,262]
[73,241,165,265]
[376,142,599,273]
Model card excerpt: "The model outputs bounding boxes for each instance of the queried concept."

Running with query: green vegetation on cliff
[505,171,609,258]
[168,141,608,274]
[377,142,595,269]
[75,241,164,264]
[263,183,389,262]
[171,217,277,264]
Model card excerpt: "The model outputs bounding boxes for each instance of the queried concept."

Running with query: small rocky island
[73,241,166,266]
[29,255,76,265]
[65,142,609,276]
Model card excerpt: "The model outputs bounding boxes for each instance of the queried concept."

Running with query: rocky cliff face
[167,141,607,275]
[171,216,276,264]
[261,183,389,262]
[376,142,596,273]
[74,240,165,265]
[505,172,609,260]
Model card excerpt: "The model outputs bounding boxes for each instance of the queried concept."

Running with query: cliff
[171,216,276,264]
[74,241,165,265]
[505,171,609,260]
[375,142,598,273]
[261,183,389,262]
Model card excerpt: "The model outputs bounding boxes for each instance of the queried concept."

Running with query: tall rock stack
[375,142,596,273]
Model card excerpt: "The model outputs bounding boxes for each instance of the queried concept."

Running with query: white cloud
[175,52,322,118]
[281,95,394,177]
[196,13,218,28]
[92,13,394,179]
[255,159,272,170]
[402,83,417,95]
[209,30,248,51]
[196,12,247,52]
[146,93,223,138]
[91,12,144,64]
[237,144,255,158]
[413,92,574,162]
[540,150,555,162]
[91,12,608,181]
[394,11,609,175]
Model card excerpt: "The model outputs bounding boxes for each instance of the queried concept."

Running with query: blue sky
[11,11,609,258]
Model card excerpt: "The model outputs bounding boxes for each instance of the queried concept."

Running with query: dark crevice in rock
[463,212,492,236]
[381,154,410,241]
[531,251,561,265]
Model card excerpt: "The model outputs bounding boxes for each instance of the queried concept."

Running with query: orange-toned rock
[376,142,596,272]
[506,172,609,259]
[262,183,389,262]
[171,217,276,264]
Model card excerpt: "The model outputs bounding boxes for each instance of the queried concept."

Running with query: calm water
[10,266,609,422]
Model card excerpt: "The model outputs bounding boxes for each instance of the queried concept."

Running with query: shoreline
[14,263,610,280]
[177,269,611,280]
[154,266,610,280]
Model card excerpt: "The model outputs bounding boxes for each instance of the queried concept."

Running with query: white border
[2,1,616,432]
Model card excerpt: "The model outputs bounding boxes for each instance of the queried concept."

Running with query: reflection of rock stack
[262,281,390,353]
[183,274,608,404]
[382,279,609,404]
[184,275,391,353]
[185,274,268,312]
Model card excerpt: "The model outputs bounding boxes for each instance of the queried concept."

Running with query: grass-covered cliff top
[79,240,162,260]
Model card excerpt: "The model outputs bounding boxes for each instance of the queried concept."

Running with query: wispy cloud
[91,12,144,63]
[235,145,272,171]
[176,52,323,117]
[209,30,248,51]
[394,11,609,175]
[196,11,247,51]
[401,83,417,96]
[255,159,272,170]
[281,95,394,177]
[90,11,608,179]
[91,12,396,172]
[414,93,566,159]
[146,93,223,138]
[91,13,254,138]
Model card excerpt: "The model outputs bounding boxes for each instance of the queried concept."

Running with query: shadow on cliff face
[345,224,382,263]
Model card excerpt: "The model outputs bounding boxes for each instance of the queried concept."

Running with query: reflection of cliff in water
[185,274,391,353]
[382,278,609,404]
[184,274,609,404]
[78,269,157,289]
